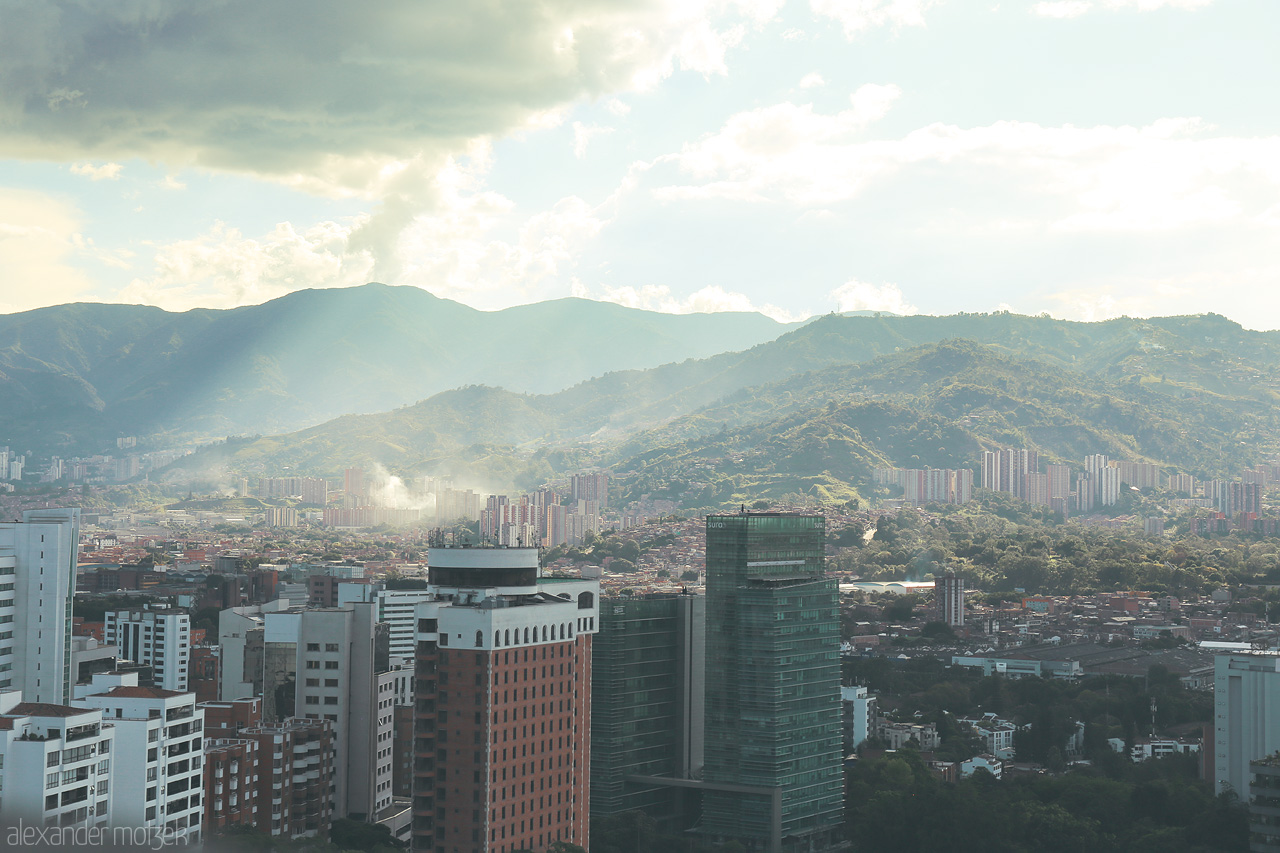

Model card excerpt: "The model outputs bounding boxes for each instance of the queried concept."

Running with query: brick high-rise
[411,546,598,853]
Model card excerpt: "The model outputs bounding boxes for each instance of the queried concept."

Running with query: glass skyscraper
[703,512,844,853]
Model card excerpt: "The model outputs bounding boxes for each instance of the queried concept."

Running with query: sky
[0,0,1277,327]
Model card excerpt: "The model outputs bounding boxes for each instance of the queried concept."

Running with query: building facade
[703,513,844,853]
[1216,653,1280,798]
[105,607,191,691]
[0,508,80,703]
[0,693,115,830]
[411,546,598,853]
[591,593,705,828]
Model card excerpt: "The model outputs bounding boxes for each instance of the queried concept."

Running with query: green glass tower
[703,512,844,853]
[590,593,705,828]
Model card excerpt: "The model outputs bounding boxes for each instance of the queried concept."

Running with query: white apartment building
[338,583,434,662]
[1215,652,1280,798]
[75,672,205,844]
[0,691,115,829]
[106,608,191,691]
[0,508,80,703]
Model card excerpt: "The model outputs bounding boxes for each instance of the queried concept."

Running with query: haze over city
[1,0,1278,326]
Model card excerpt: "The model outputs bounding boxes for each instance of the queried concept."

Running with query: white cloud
[656,84,902,204]
[810,0,937,37]
[587,283,804,322]
[1034,0,1217,16]
[798,72,826,89]
[573,122,615,158]
[0,189,94,312]
[831,280,918,314]
[654,100,1280,235]
[1032,1,1093,17]
[605,98,632,117]
[70,162,122,181]
[115,219,376,312]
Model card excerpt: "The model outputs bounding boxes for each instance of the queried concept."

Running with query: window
[323,697,338,706]
[325,643,339,652]
[325,678,338,688]
[306,643,320,651]
[305,660,319,670]
[305,678,319,687]
[325,661,338,670]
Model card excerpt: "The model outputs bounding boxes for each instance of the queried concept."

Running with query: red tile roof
[97,686,187,699]
[9,702,94,718]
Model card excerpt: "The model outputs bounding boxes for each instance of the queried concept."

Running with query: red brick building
[204,737,260,834]
[243,717,336,839]
[412,547,598,853]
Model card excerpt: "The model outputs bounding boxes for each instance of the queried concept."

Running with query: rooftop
[95,686,188,699]
[9,702,94,718]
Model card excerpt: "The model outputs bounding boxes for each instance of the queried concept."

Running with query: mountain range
[0,283,794,450]
[152,303,1280,503]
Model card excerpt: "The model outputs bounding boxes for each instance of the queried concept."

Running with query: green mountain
[161,314,1280,501]
[0,283,794,450]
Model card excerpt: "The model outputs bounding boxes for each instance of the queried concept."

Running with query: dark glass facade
[703,513,844,853]
[590,594,704,828]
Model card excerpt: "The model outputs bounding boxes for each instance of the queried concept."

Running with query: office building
[105,607,191,691]
[411,546,598,853]
[1215,653,1280,798]
[703,513,843,853]
[75,671,205,843]
[0,692,115,830]
[591,593,704,829]
[0,508,80,703]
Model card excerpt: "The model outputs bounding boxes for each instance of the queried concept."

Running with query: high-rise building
[1214,652,1280,798]
[571,472,610,507]
[938,569,965,628]
[1100,464,1122,506]
[591,593,704,829]
[1047,464,1072,501]
[981,451,1003,492]
[411,546,598,853]
[0,508,80,703]
[105,607,191,691]
[703,513,843,853]
[1026,472,1050,507]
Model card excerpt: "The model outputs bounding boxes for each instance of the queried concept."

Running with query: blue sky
[1,0,1277,327]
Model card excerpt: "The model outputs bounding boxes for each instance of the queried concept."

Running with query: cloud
[0,189,94,312]
[573,122,615,158]
[810,0,937,37]
[798,72,826,89]
[655,84,903,204]
[0,1,777,196]
[115,219,376,312]
[1032,1,1093,17]
[70,162,122,181]
[1034,0,1217,16]
[831,280,917,314]
[584,282,804,322]
[653,100,1280,235]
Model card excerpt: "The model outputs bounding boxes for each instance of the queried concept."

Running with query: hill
[0,283,795,450]
[160,320,1280,502]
